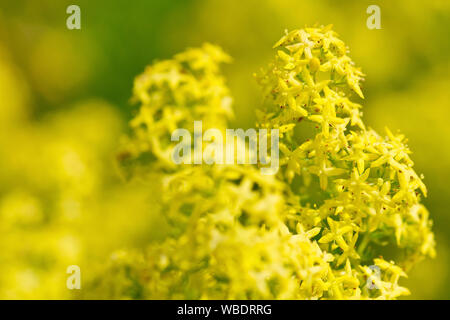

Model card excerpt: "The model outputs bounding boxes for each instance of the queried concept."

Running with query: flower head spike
[256,25,435,299]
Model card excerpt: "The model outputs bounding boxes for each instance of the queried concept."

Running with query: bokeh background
[0,0,449,299]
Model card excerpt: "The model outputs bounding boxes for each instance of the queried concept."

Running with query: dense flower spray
[106,26,435,299]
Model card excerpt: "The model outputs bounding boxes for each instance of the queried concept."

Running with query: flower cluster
[104,26,435,299]
[256,26,435,297]
[121,43,233,172]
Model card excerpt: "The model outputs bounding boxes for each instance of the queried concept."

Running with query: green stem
[357,232,371,257]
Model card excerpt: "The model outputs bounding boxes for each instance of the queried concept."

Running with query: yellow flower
[97,26,435,300]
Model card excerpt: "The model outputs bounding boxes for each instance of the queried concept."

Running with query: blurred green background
[0,0,449,299]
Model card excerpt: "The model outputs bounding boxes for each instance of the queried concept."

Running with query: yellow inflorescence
[101,26,435,300]
[123,43,234,170]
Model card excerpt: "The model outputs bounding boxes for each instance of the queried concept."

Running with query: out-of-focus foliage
[0,42,163,299]
[0,0,449,299]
